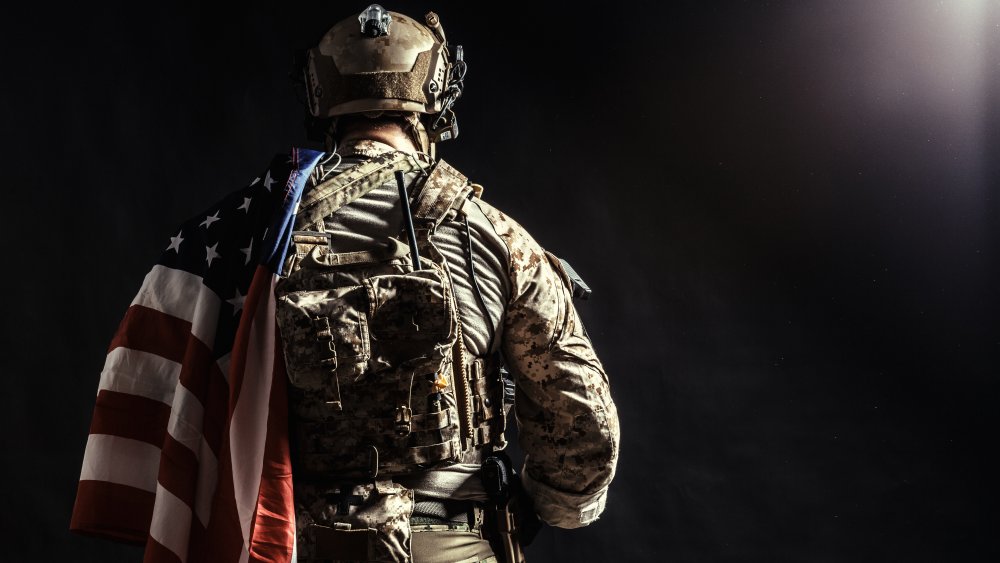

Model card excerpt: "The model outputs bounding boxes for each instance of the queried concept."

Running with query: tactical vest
[275,152,508,481]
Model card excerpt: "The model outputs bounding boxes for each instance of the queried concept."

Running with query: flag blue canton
[155,149,323,359]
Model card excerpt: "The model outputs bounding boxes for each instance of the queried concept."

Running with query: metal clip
[394,405,412,436]
[367,444,379,479]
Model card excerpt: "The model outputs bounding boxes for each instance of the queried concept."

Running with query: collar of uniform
[337,139,433,166]
[338,139,401,159]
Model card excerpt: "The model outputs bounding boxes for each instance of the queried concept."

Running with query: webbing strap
[410,162,479,453]
[299,407,455,437]
[296,151,427,232]
[412,159,474,230]
[298,436,461,479]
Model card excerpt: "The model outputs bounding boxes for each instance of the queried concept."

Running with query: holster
[484,501,527,563]
[480,454,541,563]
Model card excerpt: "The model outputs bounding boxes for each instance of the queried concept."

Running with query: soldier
[71,5,618,563]
[283,5,620,563]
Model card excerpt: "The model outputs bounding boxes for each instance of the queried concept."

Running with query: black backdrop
[1,1,997,561]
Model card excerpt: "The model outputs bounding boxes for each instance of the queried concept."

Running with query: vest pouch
[297,479,414,563]
[276,285,371,396]
[364,268,457,377]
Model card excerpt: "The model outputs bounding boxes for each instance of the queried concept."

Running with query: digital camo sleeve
[477,202,621,529]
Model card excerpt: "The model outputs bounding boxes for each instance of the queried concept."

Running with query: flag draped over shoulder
[71,148,324,563]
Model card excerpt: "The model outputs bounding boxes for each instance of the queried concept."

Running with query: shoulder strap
[412,159,476,230]
[295,152,426,232]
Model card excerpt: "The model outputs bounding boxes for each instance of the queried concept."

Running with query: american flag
[71,148,324,563]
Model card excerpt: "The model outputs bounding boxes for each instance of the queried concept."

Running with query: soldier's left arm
[483,205,621,529]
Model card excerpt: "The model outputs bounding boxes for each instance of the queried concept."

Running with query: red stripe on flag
[109,305,190,363]
[248,336,295,563]
[145,537,184,563]
[201,376,227,458]
[108,304,229,458]
[70,480,155,544]
[194,269,278,563]
[157,433,200,511]
[195,435,247,563]
[177,346,228,458]
[90,390,171,447]
[187,511,209,561]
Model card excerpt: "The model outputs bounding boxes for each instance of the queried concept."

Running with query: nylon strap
[298,436,461,479]
[296,151,427,232]
[412,159,475,229]
[409,158,480,452]
[298,407,455,437]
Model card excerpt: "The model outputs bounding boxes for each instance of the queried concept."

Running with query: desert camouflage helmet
[305,4,465,144]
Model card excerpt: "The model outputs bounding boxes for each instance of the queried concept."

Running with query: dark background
[1,1,997,561]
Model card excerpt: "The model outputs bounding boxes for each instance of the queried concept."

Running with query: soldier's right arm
[475,201,621,529]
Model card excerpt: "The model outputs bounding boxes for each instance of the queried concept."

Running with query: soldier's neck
[339,127,418,155]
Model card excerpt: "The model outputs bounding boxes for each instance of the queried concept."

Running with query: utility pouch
[276,285,371,409]
[276,264,457,401]
[365,268,457,375]
[279,257,463,476]
[298,479,414,563]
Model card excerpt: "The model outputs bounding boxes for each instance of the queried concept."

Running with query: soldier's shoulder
[466,192,537,248]
[430,158,544,250]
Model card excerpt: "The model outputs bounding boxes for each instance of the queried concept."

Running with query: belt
[411,498,484,531]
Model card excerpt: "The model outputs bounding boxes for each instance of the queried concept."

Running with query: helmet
[304,5,466,152]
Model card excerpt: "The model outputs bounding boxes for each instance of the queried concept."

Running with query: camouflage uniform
[282,140,619,562]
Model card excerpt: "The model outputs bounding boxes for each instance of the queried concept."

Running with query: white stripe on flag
[166,384,206,456]
[98,348,182,403]
[164,382,221,526]
[79,434,160,493]
[132,265,222,347]
[149,483,193,563]
[154,381,215,527]
[230,275,278,548]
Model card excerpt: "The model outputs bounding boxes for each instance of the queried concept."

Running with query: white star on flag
[250,176,261,186]
[264,171,277,192]
[166,231,184,253]
[200,210,221,229]
[241,239,254,265]
[227,289,246,315]
[238,197,252,213]
[205,243,221,267]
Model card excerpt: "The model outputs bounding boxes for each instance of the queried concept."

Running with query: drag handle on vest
[395,171,423,270]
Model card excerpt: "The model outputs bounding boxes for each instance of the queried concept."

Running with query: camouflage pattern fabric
[276,234,464,478]
[470,201,621,529]
[295,479,414,562]
[281,140,620,563]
